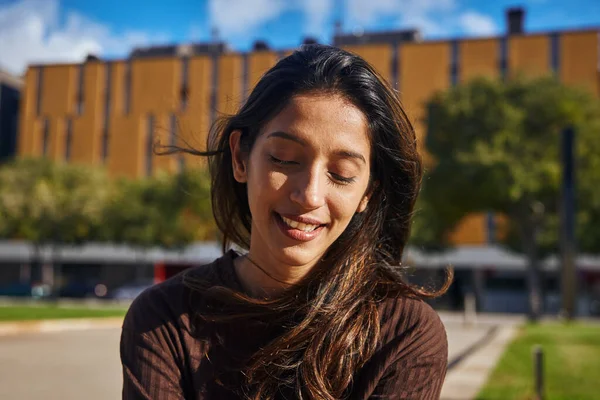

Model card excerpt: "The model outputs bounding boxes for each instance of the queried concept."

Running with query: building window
[65,118,73,161]
[146,114,154,176]
[450,40,460,86]
[102,62,112,163]
[178,155,185,173]
[550,32,560,76]
[391,44,399,91]
[169,113,177,146]
[241,53,249,102]
[124,61,132,115]
[42,118,49,156]
[76,64,85,115]
[210,53,219,125]
[486,212,496,243]
[499,37,508,81]
[36,67,44,116]
[181,57,189,111]
[101,131,110,163]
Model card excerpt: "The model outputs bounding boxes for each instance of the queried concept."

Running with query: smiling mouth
[280,215,321,232]
[274,212,327,241]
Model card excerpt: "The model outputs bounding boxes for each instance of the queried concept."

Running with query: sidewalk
[0,317,124,336]
[439,312,524,400]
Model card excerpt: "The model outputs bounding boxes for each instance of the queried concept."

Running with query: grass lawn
[477,322,600,400]
[0,304,128,322]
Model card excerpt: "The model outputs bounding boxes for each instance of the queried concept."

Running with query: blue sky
[0,0,599,74]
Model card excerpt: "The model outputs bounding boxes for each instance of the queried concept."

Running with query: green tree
[0,157,55,241]
[422,76,600,320]
[0,158,112,294]
[100,168,216,250]
[0,158,111,244]
[409,195,448,252]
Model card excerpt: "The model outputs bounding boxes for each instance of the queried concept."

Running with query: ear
[357,195,369,213]
[357,181,377,213]
[229,130,248,183]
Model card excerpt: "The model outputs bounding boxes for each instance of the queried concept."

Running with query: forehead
[261,93,370,150]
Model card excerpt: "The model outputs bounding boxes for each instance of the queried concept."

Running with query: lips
[274,212,327,242]
[280,215,320,232]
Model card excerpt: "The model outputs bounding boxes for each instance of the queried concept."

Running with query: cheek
[246,162,288,210]
[328,189,366,224]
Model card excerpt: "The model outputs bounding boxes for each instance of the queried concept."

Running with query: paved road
[0,321,493,400]
[0,327,122,400]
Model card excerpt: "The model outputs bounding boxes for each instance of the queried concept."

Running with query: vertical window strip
[499,37,508,81]
[486,212,496,243]
[391,44,399,92]
[36,67,44,116]
[181,56,189,111]
[124,60,132,115]
[170,113,177,146]
[597,32,600,72]
[65,118,73,161]
[241,53,249,103]
[102,62,112,163]
[210,53,219,126]
[146,114,154,176]
[42,118,49,156]
[550,32,560,76]
[178,155,186,173]
[77,64,85,115]
[450,40,460,86]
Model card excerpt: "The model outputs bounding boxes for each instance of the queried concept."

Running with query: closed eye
[269,155,298,166]
[330,172,356,185]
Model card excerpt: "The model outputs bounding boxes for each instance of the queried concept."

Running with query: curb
[0,317,124,337]
[447,325,498,371]
[441,325,519,400]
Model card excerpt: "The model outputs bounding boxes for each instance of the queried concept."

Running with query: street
[0,319,493,400]
[0,327,122,400]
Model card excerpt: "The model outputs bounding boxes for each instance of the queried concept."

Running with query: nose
[289,166,326,210]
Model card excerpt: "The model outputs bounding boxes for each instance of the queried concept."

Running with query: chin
[273,242,327,268]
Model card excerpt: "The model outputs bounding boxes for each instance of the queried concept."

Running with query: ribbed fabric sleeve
[352,298,448,399]
[119,251,448,399]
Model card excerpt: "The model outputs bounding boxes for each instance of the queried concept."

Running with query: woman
[121,44,451,400]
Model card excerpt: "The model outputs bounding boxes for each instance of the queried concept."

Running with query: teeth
[281,216,319,232]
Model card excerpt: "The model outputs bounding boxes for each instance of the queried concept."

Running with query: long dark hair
[163,44,451,399]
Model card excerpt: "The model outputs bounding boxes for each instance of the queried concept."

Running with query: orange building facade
[16,27,600,246]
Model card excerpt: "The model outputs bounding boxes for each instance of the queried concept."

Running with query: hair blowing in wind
[160,44,452,400]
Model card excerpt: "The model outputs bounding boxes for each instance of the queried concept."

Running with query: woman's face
[231,93,372,271]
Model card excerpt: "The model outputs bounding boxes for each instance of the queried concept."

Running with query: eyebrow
[336,150,366,164]
[267,131,367,164]
[267,131,307,146]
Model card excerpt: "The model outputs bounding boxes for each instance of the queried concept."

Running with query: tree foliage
[0,158,217,249]
[419,76,600,254]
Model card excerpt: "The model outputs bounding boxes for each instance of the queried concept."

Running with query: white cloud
[300,0,335,36]
[0,0,170,75]
[208,0,288,37]
[459,11,498,35]
[344,0,456,36]
[208,0,334,41]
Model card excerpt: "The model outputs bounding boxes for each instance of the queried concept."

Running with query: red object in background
[153,262,194,284]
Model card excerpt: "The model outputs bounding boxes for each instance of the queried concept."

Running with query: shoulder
[377,296,447,362]
[119,259,229,399]
[353,297,448,399]
[122,257,224,335]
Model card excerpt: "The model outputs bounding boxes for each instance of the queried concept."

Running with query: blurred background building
[3,7,600,313]
[0,68,21,162]
[15,7,600,246]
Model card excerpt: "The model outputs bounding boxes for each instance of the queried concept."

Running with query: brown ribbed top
[120,251,448,399]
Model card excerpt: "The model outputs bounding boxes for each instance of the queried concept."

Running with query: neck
[233,252,316,298]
